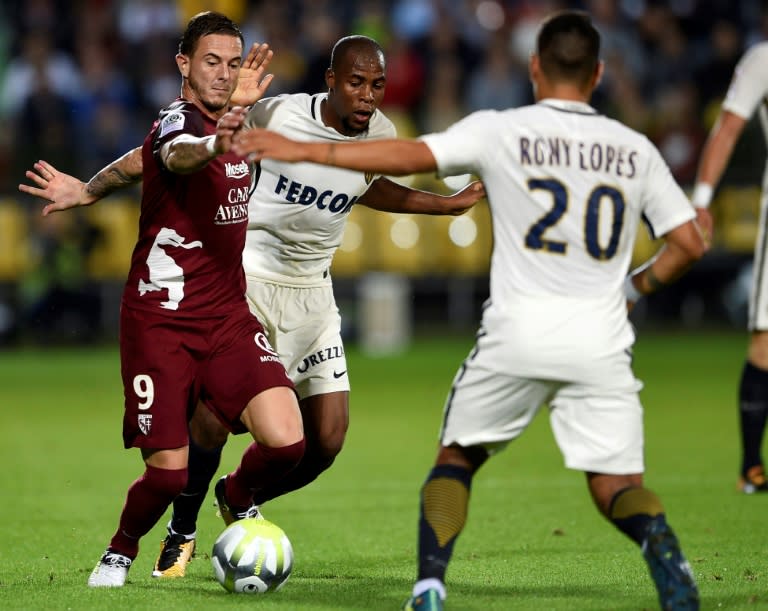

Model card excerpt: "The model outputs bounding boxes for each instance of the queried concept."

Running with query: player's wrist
[623,274,644,302]
[691,182,713,209]
[204,135,218,158]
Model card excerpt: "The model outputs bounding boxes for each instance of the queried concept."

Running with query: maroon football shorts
[119,304,293,449]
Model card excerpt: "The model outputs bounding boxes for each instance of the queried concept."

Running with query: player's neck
[535,85,590,104]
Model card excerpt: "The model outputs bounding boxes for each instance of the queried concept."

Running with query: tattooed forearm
[85,147,143,199]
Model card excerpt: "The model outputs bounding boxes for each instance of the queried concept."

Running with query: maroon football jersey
[122,99,251,317]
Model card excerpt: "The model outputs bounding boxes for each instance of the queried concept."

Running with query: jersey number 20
[525,178,625,260]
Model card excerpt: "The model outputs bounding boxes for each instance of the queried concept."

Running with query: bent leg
[223,387,305,509]
[588,472,699,610]
[253,390,348,505]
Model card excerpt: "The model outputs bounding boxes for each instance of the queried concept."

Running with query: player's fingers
[242,43,259,67]
[18,183,46,198]
[36,160,57,179]
[24,169,48,187]
[259,73,275,92]
[253,43,271,66]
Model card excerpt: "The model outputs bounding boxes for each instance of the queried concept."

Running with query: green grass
[1,331,767,610]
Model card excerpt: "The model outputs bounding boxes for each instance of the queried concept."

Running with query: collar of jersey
[538,98,597,115]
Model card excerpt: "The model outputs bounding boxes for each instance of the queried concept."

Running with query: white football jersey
[722,42,768,191]
[242,93,396,286]
[421,99,694,372]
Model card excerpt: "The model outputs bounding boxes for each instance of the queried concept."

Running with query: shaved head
[329,35,385,72]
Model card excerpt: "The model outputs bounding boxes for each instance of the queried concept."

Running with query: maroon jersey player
[86,11,304,588]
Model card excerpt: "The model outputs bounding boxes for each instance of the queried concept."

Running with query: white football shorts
[748,191,768,331]
[246,277,349,399]
[440,323,645,475]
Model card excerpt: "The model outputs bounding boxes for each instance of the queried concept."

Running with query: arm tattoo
[86,167,139,199]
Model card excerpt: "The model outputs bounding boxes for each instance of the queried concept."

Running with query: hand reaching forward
[233,128,302,162]
[18,160,92,216]
[215,106,249,154]
[444,181,486,216]
[230,42,275,107]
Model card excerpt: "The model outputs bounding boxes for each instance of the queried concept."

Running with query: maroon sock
[108,465,188,558]
[226,439,305,508]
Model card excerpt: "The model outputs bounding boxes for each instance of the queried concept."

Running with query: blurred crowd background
[0,0,766,346]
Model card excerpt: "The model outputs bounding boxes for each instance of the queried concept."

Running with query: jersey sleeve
[244,96,287,129]
[722,43,768,120]
[638,140,695,239]
[151,102,205,162]
[419,111,496,177]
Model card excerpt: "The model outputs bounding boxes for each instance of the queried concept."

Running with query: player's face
[326,50,386,136]
[178,34,243,116]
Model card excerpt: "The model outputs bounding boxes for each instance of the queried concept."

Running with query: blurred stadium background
[1,0,766,348]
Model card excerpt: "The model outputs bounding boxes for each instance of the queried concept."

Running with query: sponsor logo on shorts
[138,414,153,435]
[260,355,281,363]
[297,345,345,374]
[254,332,279,356]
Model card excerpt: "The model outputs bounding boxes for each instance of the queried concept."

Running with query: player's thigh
[120,307,198,450]
[440,361,556,451]
[201,307,297,436]
[550,385,644,475]
[189,401,230,449]
[241,386,303,446]
[248,280,348,399]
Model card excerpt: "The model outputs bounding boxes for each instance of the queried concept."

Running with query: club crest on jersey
[138,414,153,435]
[158,112,185,138]
[364,172,374,184]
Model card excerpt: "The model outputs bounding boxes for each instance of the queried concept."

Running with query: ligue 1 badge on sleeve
[138,414,153,435]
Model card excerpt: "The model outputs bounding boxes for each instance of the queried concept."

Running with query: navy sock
[739,361,768,473]
[417,464,473,582]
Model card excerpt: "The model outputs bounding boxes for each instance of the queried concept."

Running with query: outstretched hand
[230,42,275,107]
[445,180,486,215]
[233,128,302,162]
[215,106,249,154]
[18,160,91,216]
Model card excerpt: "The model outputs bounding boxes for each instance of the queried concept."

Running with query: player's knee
[312,427,346,459]
[261,438,306,473]
[143,465,189,500]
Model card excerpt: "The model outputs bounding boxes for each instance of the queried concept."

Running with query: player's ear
[325,68,335,92]
[176,53,190,78]
[592,60,605,89]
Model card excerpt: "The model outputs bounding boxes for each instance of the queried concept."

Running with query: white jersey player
[691,41,768,494]
[18,34,484,579]
[232,12,706,611]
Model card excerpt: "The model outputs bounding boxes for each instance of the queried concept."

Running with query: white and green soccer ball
[211,518,293,594]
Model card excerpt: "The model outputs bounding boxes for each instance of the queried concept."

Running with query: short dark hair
[178,11,244,56]
[329,35,385,72]
[537,11,600,87]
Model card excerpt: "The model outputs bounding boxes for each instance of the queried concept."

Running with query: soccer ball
[211,518,293,593]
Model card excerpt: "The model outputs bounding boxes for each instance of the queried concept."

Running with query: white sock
[413,578,446,600]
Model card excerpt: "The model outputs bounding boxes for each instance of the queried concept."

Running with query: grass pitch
[1,330,766,610]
